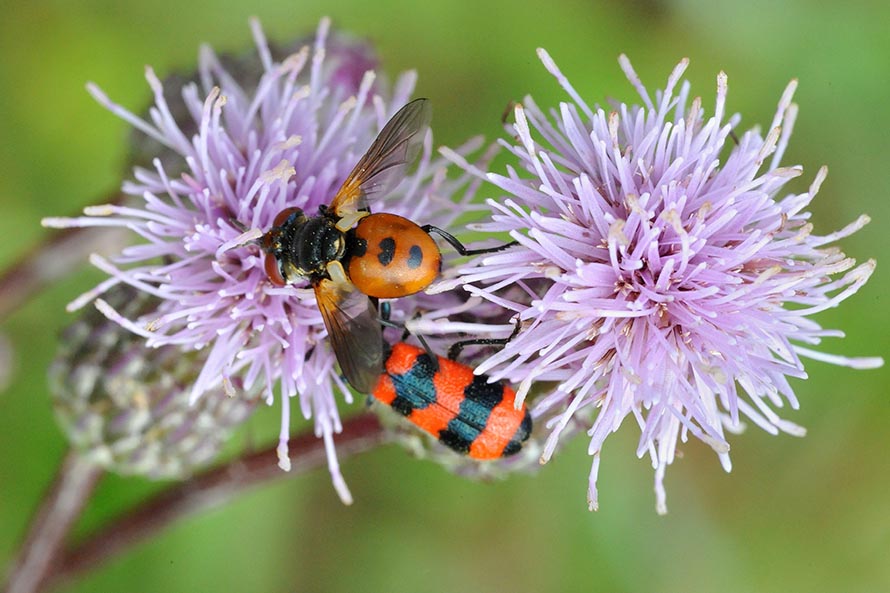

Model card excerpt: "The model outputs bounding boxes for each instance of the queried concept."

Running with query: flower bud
[50,286,258,479]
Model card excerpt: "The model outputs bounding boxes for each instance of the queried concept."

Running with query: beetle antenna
[378,302,440,372]
[448,317,521,361]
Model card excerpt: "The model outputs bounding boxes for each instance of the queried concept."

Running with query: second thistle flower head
[443,51,882,513]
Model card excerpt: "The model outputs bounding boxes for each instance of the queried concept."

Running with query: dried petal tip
[50,286,259,479]
[276,440,292,472]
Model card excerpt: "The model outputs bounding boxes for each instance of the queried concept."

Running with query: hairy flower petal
[443,52,883,513]
[44,19,488,501]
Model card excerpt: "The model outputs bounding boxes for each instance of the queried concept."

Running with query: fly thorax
[288,217,346,278]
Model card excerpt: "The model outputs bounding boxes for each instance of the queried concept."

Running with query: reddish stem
[0,194,128,323]
[49,414,384,590]
[3,452,103,593]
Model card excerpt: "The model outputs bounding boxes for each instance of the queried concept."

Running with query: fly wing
[330,98,431,217]
[314,278,383,393]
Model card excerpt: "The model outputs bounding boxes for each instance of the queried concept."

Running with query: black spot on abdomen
[407,245,423,269]
[351,236,368,258]
[378,237,396,266]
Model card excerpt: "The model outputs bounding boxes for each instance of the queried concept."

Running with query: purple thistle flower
[42,18,483,503]
[441,51,883,513]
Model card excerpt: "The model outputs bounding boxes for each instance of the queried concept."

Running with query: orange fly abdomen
[347,213,441,299]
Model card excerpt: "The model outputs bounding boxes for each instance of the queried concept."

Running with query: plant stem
[0,194,128,323]
[3,452,103,593]
[48,413,384,590]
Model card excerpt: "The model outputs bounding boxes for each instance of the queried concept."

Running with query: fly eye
[264,253,286,286]
[273,207,302,228]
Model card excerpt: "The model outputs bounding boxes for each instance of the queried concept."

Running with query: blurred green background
[1,0,888,592]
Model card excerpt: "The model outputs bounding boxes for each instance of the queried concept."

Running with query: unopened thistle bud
[50,286,259,479]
